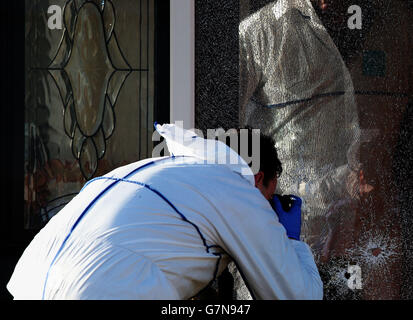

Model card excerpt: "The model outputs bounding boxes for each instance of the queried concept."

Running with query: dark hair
[223,126,282,186]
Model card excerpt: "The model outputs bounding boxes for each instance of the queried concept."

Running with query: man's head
[223,127,282,200]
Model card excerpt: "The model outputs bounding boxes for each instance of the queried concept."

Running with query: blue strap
[87,176,211,252]
[265,91,345,109]
[42,156,185,299]
[42,155,226,299]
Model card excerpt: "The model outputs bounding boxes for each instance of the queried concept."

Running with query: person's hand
[271,195,302,241]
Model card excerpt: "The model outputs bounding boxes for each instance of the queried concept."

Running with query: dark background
[195,0,240,134]
[0,1,28,301]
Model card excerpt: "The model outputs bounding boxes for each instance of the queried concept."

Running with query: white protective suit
[7,124,323,300]
[239,0,361,247]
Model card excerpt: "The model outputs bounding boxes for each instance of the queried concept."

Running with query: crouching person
[7,124,323,300]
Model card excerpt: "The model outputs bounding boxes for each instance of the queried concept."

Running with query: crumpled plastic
[239,0,361,254]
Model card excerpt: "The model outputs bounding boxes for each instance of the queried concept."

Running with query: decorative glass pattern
[25,0,155,229]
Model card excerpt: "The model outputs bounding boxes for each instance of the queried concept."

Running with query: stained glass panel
[24,0,155,229]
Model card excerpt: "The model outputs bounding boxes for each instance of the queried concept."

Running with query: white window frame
[170,0,195,129]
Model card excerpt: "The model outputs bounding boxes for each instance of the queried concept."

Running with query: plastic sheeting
[236,0,413,299]
[240,0,361,247]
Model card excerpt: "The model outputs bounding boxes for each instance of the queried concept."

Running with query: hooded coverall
[239,0,361,247]
[7,124,323,300]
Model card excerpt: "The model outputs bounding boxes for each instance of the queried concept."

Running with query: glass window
[24,0,156,229]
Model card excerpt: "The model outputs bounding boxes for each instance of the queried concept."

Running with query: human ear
[254,171,264,187]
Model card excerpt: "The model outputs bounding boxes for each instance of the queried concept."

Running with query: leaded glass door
[24,0,158,229]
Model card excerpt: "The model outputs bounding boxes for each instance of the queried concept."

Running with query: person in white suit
[7,123,322,300]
